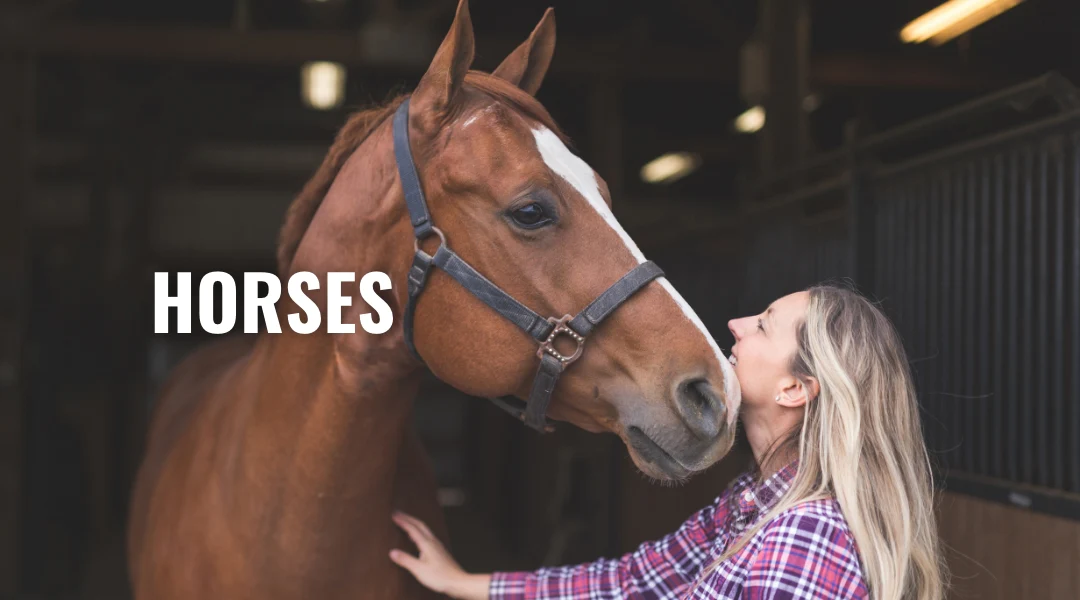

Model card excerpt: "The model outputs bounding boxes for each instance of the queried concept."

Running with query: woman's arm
[391,495,727,600]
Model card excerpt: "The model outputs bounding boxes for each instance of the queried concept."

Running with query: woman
[390,285,948,599]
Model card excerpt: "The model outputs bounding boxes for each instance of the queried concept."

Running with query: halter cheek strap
[393,98,664,432]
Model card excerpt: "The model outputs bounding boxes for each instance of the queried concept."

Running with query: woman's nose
[729,316,754,340]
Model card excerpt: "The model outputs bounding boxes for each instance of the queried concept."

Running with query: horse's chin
[620,425,736,484]
[622,427,697,483]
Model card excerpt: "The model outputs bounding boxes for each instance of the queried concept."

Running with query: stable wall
[938,491,1080,599]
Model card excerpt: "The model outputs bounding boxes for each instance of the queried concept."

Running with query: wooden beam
[0,22,1012,89]
[667,0,748,42]
[4,22,731,81]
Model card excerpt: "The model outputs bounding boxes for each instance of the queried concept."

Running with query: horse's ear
[411,0,475,125]
[492,8,555,96]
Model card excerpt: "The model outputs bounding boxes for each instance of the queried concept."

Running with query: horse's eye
[510,203,552,228]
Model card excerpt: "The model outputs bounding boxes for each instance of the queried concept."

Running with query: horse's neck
[219,331,417,581]
[243,332,417,496]
[230,123,420,555]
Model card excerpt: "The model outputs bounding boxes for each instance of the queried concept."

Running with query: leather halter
[393,98,664,433]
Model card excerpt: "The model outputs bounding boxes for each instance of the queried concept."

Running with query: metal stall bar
[1021,145,1036,485]
[939,170,955,466]
[914,174,931,453]
[1006,150,1021,482]
[1035,143,1049,486]
[951,164,965,470]
[1050,136,1066,490]
[1072,131,1080,493]
[894,187,903,305]
[977,155,991,477]
[926,172,942,457]
[963,160,977,474]
[991,152,1005,479]
[904,179,918,386]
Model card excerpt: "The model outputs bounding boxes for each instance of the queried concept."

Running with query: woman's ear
[775,376,819,408]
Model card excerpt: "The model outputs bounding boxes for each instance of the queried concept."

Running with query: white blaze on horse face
[530,127,741,422]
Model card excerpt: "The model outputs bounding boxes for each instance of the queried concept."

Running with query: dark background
[2,0,1080,598]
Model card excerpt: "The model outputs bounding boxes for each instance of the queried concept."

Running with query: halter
[393,98,664,432]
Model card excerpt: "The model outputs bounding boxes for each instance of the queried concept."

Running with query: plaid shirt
[489,462,868,599]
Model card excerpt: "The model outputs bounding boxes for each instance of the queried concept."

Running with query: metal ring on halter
[537,314,587,366]
[414,226,447,255]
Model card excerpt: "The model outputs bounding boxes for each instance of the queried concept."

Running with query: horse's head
[382,0,739,482]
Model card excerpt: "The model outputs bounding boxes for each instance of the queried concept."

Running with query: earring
[775,395,782,402]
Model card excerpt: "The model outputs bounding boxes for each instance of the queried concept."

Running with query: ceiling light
[900,0,1025,46]
[640,152,702,184]
[301,61,346,111]
[734,106,765,134]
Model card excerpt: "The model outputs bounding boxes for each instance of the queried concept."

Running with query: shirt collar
[736,459,799,516]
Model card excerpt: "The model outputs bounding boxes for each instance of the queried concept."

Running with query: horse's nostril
[687,380,711,410]
[675,378,724,440]
[679,379,711,410]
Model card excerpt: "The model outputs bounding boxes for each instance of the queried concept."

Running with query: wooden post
[758,0,810,175]
[0,49,34,597]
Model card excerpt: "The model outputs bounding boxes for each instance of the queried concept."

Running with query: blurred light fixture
[640,152,702,184]
[301,61,346,110]
[900,0,1025,46]
[734,106,766,134]
[802,93,822,113]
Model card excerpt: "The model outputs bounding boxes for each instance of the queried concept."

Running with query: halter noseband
[393,98,664,433]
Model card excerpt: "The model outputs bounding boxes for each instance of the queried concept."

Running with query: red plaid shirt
[489,462,868,599]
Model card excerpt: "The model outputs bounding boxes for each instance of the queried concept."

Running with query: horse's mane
[275,71,569,276]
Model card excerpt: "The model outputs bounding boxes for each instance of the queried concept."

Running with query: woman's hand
[389,511,491,600]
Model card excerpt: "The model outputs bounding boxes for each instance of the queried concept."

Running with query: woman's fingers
[388,548,421,572]
[388,516,465,598]
[392,512,434,552]
[413,515,434,539]
[394,511,434,540]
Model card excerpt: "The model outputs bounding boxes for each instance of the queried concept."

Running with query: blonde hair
[696,284,948,600]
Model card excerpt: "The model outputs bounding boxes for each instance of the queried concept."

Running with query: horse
[126,2,741,598]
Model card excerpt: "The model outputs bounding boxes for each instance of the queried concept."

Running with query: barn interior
[3,0,1080,598]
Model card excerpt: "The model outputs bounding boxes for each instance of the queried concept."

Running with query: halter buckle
[537,315,586,366]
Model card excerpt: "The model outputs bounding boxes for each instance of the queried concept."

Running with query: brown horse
[126,2,740,598]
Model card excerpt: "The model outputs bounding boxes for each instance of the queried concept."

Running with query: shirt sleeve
[488,495,726,600]
[740,510,869,600]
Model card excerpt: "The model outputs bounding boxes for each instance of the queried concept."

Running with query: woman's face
[727,291,810,408]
